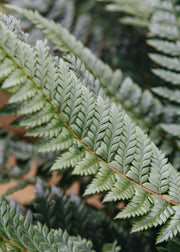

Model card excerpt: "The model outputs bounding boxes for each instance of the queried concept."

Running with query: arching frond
[9,5,180,166]
[6,5,164,126]
[0,16,179,243]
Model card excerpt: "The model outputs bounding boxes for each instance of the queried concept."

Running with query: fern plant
[8,4,180,173]
[0,9,180,248]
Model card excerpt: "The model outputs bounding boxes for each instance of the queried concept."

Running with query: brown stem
[0,234,28,252]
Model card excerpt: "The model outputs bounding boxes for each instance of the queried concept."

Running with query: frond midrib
[0,234,27,252]
[2,45,179,207]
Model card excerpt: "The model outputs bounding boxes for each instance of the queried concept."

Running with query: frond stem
[0,234,28,252]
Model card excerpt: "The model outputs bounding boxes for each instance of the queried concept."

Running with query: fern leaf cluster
[0,195,95,252]
[8,5,180,171]
[0,13,179,244]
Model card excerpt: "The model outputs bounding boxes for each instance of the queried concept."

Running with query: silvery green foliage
[0,15,180,244]
[7,5,180,170]
[0,13,28,42]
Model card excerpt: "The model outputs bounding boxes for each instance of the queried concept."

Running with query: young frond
[0,13,180,244]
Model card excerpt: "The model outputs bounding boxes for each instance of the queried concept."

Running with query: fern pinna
[97,0,154,27]
[0,13,180,245]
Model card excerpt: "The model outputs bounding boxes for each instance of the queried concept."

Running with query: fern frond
[0,14,180,244]
[147,1,180,94]
[8,4,180,168]
[144,0,180,145]
[0,195,94,252]
[6,6,164,123]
